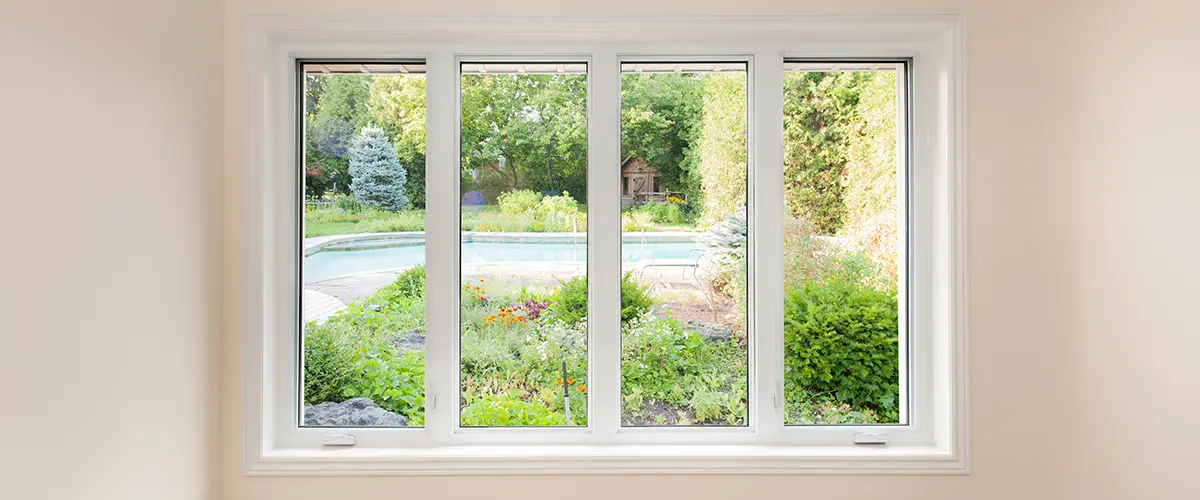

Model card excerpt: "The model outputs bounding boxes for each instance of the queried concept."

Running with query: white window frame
[243,13,967,475]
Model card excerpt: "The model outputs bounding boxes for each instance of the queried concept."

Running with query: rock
[304,398,407,427]
[685,321,733,340]
[393,328,425,352]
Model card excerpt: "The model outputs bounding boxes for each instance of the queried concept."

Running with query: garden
[301,64,901,428]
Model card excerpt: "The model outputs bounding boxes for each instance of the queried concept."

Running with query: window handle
[323,434,356,447]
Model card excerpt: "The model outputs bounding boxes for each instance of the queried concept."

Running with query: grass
[305,203,701,238]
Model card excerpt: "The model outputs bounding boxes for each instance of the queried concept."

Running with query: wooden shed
[621,156,665,207]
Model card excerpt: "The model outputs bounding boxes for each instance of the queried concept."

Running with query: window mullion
[588,51,620,439]
[424,50,458,441]
[750,50,785,439]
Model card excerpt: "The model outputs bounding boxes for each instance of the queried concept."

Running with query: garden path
[303,289,345,324]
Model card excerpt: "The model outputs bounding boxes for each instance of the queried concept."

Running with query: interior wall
[213,1,1199,500]
[0,1,223,500]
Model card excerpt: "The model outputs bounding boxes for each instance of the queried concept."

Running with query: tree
[459,73,588,201]
[696,73,748,225]
[369,75,428,207]
[316,75,373,130]
[620,73,704,203]
[842,71,898,231]
[348,127,409,211]
[782,71,867,234]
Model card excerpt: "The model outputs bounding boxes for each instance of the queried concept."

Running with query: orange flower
[515,315,524,321]
[576,385,586,392]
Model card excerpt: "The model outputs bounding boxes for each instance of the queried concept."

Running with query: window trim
[242,13,968,475]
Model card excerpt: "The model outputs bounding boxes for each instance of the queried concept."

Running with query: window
[619,61,748,427]
[458,62,589,427]
[300,62,427,428]
[247,14,966,475]
[781,62,906,425]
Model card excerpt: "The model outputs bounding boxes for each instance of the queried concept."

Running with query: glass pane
[781,64,903,425]
[300,63,428,427]
[459,63,589,427]
[619,62,749,426]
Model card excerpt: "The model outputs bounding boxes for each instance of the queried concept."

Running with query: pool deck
[303,289,345,324]
[302,231,710,321]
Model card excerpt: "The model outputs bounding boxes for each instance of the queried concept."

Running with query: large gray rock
[304,398,407,427]
[392,328,425,352]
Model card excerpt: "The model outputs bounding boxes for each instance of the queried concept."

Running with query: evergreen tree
[348,126,409,211]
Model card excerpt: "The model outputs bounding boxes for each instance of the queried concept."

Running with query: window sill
[248,443,967,475]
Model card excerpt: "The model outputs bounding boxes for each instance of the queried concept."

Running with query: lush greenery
[302,69,903,427]
[304,71,749,226]
[303,266,428,424]
[305,267,752,426]
[784,269,899,422]
[304,196,591,237]
[782,71,898,238]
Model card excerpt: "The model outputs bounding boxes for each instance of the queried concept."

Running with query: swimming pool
[304,239,704,282]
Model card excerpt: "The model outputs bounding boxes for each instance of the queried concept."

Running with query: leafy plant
[342,339,426,424]
[635,201,687,225]
[302,321,357,405]
[783,271,899,415]
[461,394,564,427]
[333,194,362,213]
[550,273,654,326]
[497,189,543,215]
[620,273,655,323]
[621,211,655,232]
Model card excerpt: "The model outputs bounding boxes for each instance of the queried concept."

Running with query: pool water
[304,240,703,282]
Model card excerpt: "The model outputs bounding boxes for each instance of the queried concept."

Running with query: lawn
[304,198,701,238]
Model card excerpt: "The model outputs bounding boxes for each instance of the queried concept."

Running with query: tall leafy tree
[782,71,867,234]
[349,126,409,211]
[695,73,748,225]
[620,73,705,203]
[369,75,428,207]
[460,73,588,201]
[317,74,373,130]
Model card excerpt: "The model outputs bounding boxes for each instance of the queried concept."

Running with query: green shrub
[637,201,686,224]
[461,394,563,427]
[536,191,579,217]
[621,211,654,232]
[497,189,543,215]
[381,265,425,301]
[549,273,654,326]
[548,276,588,325]
[620,273,655,323]
[342,338,426,424]
[783,273,899,413]
[303,322,358,405]
[333,194,362,213]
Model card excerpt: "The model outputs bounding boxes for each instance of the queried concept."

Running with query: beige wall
[0,1,222,499]
[4,0,1197,499]
[220,1,1200,499]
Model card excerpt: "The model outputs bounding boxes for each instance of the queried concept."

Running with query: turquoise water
[304,240,703,282]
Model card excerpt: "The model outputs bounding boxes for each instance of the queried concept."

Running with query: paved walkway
[303,289,346,324]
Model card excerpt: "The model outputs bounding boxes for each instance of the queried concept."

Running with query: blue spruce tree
[348,126,409,211]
